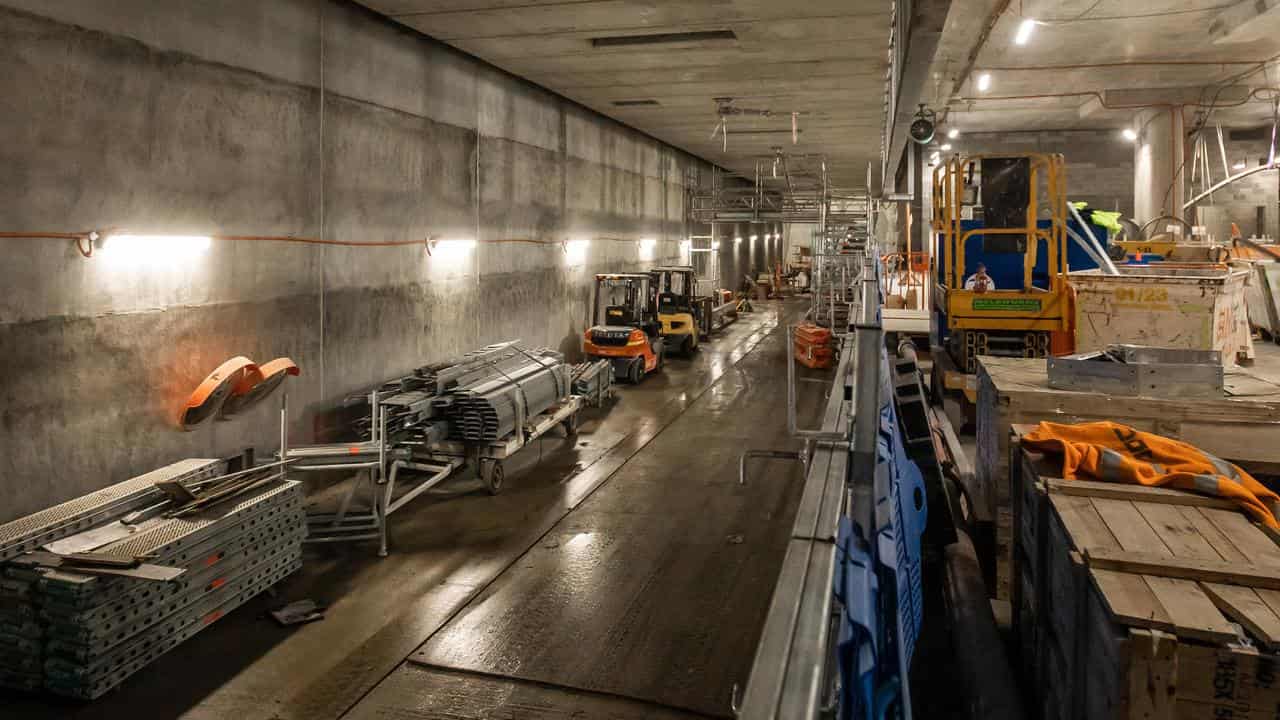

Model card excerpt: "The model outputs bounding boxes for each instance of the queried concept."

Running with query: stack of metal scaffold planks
[0,459,305,700]
[1011,433,1280,720]
[975,354,1280,600]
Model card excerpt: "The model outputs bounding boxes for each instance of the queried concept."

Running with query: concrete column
[1134,107,1186,224]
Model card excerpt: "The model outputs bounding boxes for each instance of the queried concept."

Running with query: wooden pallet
[1012,431,1280,720]
[976,354,1280,600]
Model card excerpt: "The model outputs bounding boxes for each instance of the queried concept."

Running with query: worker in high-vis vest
[1022,421,1280,529]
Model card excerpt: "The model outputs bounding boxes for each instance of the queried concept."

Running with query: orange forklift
[583,273,665,384]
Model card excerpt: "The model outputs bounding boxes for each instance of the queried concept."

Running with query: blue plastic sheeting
[834,350,928,720]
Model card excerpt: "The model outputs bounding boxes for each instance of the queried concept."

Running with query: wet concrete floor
[4,299,828,720]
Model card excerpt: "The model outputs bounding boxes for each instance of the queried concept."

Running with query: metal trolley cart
[281,341,585,556]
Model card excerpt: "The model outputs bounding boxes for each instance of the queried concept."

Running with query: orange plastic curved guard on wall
[181,356,260,430]
[222,357,300,417]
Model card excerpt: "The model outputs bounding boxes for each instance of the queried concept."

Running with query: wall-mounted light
[711,240,721,250]
[941,143,952,151]
[977,73,992,92]
[1015,18,1036,46]
[1233,160,1247,171]
[638,237,657,259]
[98,233,211,266]
[947,128,960,139]
[1122,128,1138,142]
[427,237,476,260]
[750,234,759,242]
[565,238,590,264]
[734,236,743,244]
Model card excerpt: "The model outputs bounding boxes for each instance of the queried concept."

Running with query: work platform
[3,301,830,720]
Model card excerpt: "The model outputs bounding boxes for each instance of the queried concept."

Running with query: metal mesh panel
[0,459,223,562]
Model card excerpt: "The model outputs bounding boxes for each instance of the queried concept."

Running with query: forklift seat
[605,305,634,324]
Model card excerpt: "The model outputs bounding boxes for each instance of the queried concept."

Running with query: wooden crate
[976,355,1280,599]
[1070,266,1254,364]
[1012,438,1280,720]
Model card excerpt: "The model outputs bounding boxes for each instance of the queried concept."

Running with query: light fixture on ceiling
[977,73,992,92]
[947,128,960,139]
[941,143,952,151]
[1122,128,1138,142]
[1015,18,1037,46]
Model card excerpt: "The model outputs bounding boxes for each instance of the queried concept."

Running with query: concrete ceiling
[357,0,892,188]
[933,0,1280,135]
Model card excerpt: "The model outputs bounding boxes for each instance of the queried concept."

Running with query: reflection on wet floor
[4,301,829,720]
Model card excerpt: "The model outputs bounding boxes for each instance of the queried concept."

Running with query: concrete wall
[0,1,726,522]
[949,130,1135,217]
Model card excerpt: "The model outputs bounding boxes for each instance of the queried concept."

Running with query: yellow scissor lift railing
[931,153,1071,334]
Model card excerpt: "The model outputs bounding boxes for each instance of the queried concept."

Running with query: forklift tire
[628,359,644,384]
[480,459,504,495]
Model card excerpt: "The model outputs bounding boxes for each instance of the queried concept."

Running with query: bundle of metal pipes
[0,460,304,699]
[571,359,614,407]
[443,349,570,442]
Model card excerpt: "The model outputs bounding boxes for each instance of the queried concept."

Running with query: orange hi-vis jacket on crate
[1022,421,1280,529]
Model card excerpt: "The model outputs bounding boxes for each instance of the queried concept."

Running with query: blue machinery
[738,250,928,719]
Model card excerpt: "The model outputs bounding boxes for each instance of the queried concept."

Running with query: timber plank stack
[1012,431,1280,720]
[976,356,1280,600]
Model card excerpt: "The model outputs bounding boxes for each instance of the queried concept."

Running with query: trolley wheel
[480,459,504,495]
[563,411,580,437]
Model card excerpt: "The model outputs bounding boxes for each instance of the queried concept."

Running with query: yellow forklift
[651,265,714,356]
[930,153,1074,408]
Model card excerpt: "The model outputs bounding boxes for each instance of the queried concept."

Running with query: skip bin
[1069,265,1253,364]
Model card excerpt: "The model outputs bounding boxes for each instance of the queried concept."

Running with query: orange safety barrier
[794,322,835,369]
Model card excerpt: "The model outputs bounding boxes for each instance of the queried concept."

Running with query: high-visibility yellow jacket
[1022,421,1280,529]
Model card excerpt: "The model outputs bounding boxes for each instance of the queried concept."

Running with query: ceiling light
[1122,128,1138,142]
[941,143,952,151]
[1233,160,1247,170]
[977,73,992,92]
[947,128,960,139]
[1015,18,1036,46]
